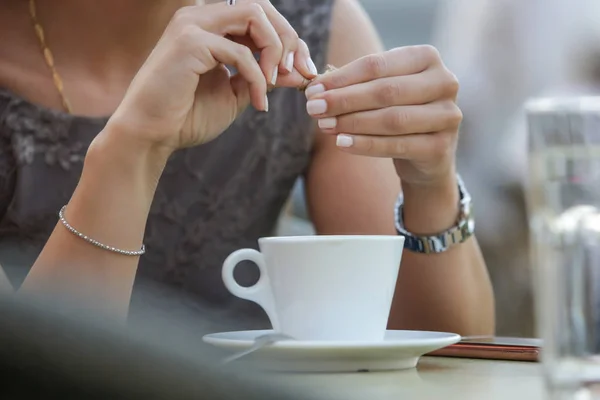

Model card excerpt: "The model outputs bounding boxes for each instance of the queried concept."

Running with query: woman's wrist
[400,171,460,235]
[91,119,174,180]
[85,118,175,206]
[67,122,172,252]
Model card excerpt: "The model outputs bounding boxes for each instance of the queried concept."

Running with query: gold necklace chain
[28,0,72,114]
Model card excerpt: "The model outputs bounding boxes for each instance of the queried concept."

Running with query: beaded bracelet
[59,206,146,256]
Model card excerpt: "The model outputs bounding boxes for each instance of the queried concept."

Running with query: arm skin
[19,129,170,319]
[305,0,495,336]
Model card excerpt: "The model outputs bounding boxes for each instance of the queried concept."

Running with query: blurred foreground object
[0,292,313,400]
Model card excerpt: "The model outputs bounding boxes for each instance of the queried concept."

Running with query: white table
[280,357,544,400]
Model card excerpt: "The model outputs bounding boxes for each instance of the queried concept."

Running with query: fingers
[333,130,457,160]
[265,39,317,87]
[198,1,315,80]
[194,3,283,85]
[306,71,447,117]
[317,102,462,136]
[301,44,460,175]
[247,0,300,74]
[294,39,318,78]
[229,38,316,87]
[202,33,268,110]
[229,1,316,79]
[175,1,316,102]
[309,45,442,91]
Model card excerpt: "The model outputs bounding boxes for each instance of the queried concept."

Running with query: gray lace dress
[0,0,334,329]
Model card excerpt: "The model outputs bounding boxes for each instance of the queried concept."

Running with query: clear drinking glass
[527,96,600,399]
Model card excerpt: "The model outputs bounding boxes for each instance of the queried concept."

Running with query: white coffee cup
[222,235,404,342]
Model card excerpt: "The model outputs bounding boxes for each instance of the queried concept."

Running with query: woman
[0,0,494,335]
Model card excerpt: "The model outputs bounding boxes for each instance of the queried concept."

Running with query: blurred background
[361,0,439,47]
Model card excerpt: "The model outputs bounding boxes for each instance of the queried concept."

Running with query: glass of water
[527,96,600,399]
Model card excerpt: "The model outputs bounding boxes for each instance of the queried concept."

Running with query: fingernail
[336,134,353,147]
[318,117,337,129]
[264,95,269,112]
[305,83,325,99]
[307,58,318,76]
[285,52,295,72]
[306,99,327,115]
[271,66,278,86]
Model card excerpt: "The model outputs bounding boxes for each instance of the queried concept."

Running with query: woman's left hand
[305,45,462,187]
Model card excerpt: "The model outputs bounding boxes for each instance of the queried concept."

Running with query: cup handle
[222,249,280,331]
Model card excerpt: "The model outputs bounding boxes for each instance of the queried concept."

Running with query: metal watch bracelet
[394,175,475,254]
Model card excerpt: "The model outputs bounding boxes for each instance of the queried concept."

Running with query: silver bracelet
[394,174,474,254]
[58,206,146,256]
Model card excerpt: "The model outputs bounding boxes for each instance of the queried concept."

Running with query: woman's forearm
[388,174,495,336]
[19,123,171,318]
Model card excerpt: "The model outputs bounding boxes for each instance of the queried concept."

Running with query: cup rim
[258,235,405,244]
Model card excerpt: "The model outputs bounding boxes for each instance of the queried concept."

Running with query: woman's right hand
[22,1,318,315]
[108,0,317,153]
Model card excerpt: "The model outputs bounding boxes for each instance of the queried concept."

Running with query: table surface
[280,357,544,400]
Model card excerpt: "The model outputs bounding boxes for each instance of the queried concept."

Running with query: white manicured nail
[306,99,327,115]
[305,83,325,99]
[271,66,278,86]
[285,52,295,72]
[318,117,337,129]
[336,134,353,147]
[307,58,318,76]
[264,95,269,112]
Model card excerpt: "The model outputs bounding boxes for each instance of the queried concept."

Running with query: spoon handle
[221,333,292,364]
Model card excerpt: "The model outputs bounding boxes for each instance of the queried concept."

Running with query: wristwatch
[394,174,475,254]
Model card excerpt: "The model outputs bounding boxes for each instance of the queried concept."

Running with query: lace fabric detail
[0,0,334,324]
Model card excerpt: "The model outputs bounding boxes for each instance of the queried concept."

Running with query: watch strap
[394,175,475,254]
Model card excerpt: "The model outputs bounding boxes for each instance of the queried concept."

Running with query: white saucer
[203,329,460,372]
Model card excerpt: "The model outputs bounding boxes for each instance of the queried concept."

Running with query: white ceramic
[203,329,461,372]
[222,235,404,342]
